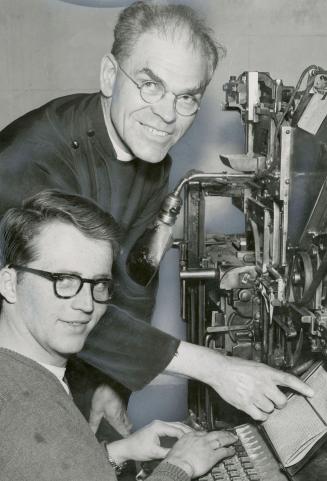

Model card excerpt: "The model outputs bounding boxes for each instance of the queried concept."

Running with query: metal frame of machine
[175,66,327,426]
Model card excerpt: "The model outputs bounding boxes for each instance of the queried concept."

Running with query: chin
[134,147,169,163]
[128,135,172,163]
[60,340,86,355]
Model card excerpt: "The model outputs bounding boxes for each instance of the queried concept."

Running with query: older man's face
[109,31,210,163]
[13,221,112,366]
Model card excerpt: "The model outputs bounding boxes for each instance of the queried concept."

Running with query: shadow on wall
[128,382,188,432]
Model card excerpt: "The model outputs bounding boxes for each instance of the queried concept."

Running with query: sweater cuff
[149,462,191,481]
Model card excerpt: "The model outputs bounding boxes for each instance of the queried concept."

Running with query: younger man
[0,190,236,481]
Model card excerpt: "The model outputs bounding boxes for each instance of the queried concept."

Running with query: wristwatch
[104,443,128,476]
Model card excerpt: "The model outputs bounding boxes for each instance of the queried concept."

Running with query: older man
[0,189,237,481]
[0,0,312,428]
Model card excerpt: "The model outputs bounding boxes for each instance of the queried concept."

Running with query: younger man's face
[13,221,113,366]
[109,31,210,163]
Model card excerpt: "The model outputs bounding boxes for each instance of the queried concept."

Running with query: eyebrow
[137,67,207,96]
[56,270,111,279]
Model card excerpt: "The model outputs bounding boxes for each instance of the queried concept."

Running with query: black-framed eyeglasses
[9,264,114,304]
[117,63,201,117]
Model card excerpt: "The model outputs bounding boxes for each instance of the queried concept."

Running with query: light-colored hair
[112,1,225,79]
[0,190,121,269]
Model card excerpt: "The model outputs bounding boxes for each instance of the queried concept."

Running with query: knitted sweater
[0,348,189,481]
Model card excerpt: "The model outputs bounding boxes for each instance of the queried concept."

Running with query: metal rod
[173,171,255,196]
[180,269,218,280]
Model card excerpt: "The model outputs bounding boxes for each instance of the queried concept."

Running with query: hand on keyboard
[165,430,238,478]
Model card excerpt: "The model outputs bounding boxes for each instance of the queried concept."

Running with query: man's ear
[0,267,17,304]
[100,54,118,98]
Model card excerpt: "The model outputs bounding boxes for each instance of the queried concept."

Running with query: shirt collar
[39,361,70,395]
[39,361,66,380]
[101,96,134,162]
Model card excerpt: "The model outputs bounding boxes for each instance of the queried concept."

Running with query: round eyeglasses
[9,265,113,304]
[117,63,201,117]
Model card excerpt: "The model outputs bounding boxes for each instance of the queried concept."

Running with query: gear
[289,252,313,303]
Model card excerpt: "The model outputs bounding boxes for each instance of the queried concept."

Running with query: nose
[151,92,177,123]
[71,282,94,313]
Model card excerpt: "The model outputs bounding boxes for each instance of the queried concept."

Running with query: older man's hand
[166,341,314,421]
[209,355,314,421]
[89,384,132,437]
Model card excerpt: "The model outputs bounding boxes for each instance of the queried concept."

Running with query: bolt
[239,290,251,302]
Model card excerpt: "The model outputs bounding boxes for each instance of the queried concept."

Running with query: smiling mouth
[60,320,90,326]
[140,122,170,137]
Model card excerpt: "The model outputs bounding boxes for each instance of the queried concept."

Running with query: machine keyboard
[200,424,287,481]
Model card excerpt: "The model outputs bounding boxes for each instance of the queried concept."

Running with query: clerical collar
[101,96,134,162]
